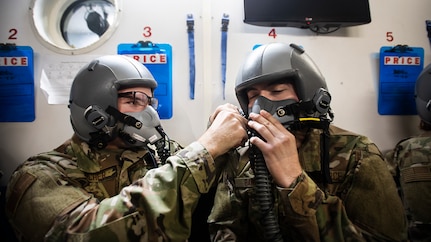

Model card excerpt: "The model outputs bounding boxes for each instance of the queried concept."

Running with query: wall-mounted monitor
[243,0,371,29]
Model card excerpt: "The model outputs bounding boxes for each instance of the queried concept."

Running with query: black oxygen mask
[250,89,333,132]
[249,96,298,129]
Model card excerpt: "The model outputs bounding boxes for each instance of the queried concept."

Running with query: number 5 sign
[378,45,424,115]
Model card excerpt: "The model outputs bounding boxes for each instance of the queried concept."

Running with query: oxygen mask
[249,96,298,130]
[119,106,164,147]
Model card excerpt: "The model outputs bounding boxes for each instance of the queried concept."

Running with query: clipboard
[0,44,35,122]
[118,41,173,119]
[378,45,424,115]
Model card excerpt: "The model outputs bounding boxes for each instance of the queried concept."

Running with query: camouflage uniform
[208,125,408,241]
[6,134,218,242]
[385,131,431,242]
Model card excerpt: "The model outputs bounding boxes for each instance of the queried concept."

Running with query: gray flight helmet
[69,55,157,147]
[235,43,330,117]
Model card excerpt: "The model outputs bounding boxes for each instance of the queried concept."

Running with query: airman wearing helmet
[207,42,407,241]
[385,63,431,241]
[5,55,248,241]
[69,55,161,149]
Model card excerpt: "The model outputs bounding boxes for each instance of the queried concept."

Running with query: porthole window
[30,0,121,55]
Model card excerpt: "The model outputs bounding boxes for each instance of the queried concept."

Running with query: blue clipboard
[118,41,173,119]
[0,44,35,122]
[378,45,424,115]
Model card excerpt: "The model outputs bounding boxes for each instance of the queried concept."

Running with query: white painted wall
[0,0,429,186]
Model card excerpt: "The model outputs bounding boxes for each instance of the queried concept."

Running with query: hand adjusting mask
[250,96,297,130]
[250,90,333,185]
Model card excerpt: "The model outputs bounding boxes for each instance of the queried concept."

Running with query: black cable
[249,130,283,242]
[155,126,171,165]
[309,25,340,34]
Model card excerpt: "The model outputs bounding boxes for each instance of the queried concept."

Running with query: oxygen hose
[155,126,170,165]
[249,130,284,242]
[155,139,170,165]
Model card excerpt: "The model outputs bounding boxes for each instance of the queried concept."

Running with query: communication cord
[155,126,171,165]
[249,130,283,242]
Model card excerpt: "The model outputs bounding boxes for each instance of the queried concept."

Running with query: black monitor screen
[244,0,371,28]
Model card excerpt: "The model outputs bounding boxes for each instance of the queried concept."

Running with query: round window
[30,0,121,55]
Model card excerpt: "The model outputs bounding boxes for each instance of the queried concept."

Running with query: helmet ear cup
[84,105,111,129]
[313,88,331,115]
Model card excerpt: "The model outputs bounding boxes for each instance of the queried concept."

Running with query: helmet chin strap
[276,101,334,130]
[278,102,333,184]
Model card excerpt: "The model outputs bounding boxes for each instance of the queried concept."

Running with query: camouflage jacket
[385,131,431,181]
[208,125,408,242]
[385,131,431,241]
[6,135,217,242]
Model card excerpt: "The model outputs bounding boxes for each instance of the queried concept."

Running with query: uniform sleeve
[277,172,364,241]
[7,142,216,242]
[280,146,407,241]
[208,143,407,242]
[340,146,408,241]
[206,150,252,242]
[277,172,321,241]
[207,175,250,242]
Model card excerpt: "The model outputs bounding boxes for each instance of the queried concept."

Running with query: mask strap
[273,99,333,184]
[277,100,315,117]
[88,130,112,149]
[105,106,142,129]
[320,123,332,185]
